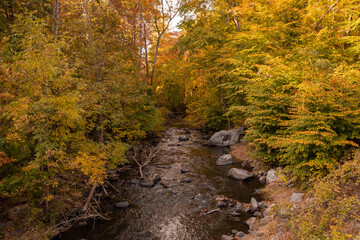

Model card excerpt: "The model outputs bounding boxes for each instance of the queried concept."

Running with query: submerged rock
[181,168,190,174]
[228,211,241,217]
[216,154,235,166]
[235,231,245,237]
[208,127,244,146]
[140,180,155,188]
[228,168,254,180]
[179,136,189,141]
[115,202,130,208]
[156,165,171,169]
[184,178,192,183]
[221,235,233,240]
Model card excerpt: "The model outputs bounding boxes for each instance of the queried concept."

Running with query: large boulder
[208,127,244,146]
[228,168,254,180]
[216,154,235,166]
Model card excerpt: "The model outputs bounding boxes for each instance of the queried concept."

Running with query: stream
[57,126,262,240]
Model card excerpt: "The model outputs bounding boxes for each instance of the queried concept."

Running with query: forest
[0,0,360,239]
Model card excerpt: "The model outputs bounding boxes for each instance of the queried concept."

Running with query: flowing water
[57,127,262,240]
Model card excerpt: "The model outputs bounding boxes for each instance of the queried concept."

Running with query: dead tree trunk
[130,146,161,179]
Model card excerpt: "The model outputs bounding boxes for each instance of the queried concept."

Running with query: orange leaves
[0,152,15,167]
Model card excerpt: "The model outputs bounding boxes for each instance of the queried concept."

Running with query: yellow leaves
[22,163,40,171]
[6,132,22,143]
[73,152,107,185]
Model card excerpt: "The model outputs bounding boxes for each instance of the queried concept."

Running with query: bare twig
[105,181,120,193]
[45,213,111,234]
[129,146,162,179]
[313,0,341,31]
[101,184,108,196]
[203,208,221,215]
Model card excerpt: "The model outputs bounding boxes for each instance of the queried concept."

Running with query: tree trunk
[144,26,149,81]
[55,0,60,42]
[82,184,97,212]
[99,112,104,144]
[138,1,143,79]
[150,33,162,88]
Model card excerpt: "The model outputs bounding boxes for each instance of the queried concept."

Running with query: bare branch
[313,0,341,31]
[129,145,162,179]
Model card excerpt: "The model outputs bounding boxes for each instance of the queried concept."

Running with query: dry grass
[262,183,299,204]
[231,143,257,164]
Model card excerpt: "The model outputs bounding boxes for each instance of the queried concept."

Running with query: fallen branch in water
[129,145,161,179]
[203,208,220,215]
[45,213,111,234]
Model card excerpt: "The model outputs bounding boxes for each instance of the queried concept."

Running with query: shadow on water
[56,127,263,240]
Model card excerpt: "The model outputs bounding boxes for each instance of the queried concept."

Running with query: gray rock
[208,127,244,146]
[184,178,192,183]
[266,169,281,184]
[179,135,189,141]
[234,203,250,212]
[215,200,228,208]
[156,165,171,169]
[246,217,257,230]
[250,197,259,212]
[228,168,254,180]
[216,154,235,166]
[254,211,263,217]
[228,211,241,217]
[181,168,190,174]
[263,204,275,217]
[259,216,270,226]
[235,231,245,237]
[115,202,130,208]
[290,193,304,203]
[231,230,238,234]
[258,201,268,209]
[221,235,233,240]
[259,176,267,184]
[153,175,161,182]
[140,180,155,188]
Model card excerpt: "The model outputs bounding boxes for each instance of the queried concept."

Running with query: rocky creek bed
[56,127,265,240]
